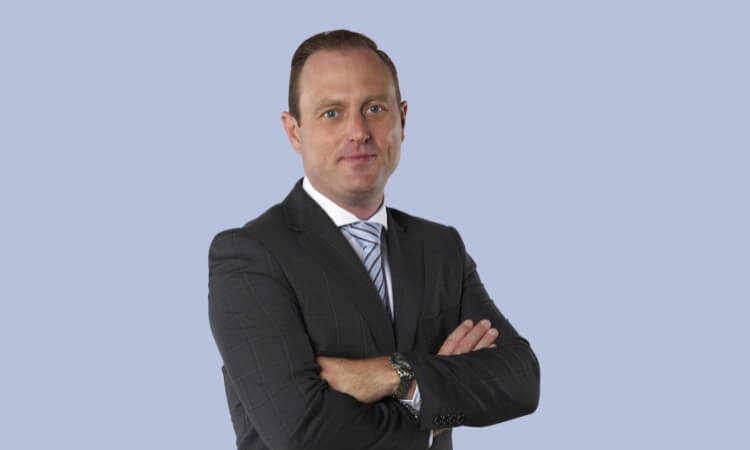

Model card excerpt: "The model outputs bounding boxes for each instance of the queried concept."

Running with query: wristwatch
[389,352,415,399]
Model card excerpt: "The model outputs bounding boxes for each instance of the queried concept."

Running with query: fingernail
[481,319,491,327]
[489,328,498,336]
[463,319,473,327]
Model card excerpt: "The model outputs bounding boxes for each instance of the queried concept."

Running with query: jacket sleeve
[401,227,540,431]
[208,229,429,450]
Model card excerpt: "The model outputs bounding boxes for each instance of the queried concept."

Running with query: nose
[348,112,370,144]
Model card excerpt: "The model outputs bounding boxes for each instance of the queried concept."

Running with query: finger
[437,319,474,355]
[453,319,492,354]
[472,328,499,351]
[316,358,330,381]
[437,319,473,355]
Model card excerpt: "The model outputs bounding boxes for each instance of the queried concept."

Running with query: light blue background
[2,1,748,448]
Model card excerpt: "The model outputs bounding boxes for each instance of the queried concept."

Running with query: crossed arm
[317,319,500,404]
[318,319,500,441]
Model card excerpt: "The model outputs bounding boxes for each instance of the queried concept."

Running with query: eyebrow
[362,94,391,104]
[312,94,393,114]
[313,99,345,114]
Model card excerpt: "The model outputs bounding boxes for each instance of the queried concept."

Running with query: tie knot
[341,221,382,251]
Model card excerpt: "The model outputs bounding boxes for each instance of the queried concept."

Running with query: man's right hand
[433,319,498,439]
[437,319,498,356]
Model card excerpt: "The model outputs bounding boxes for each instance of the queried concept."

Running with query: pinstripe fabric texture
[340,221,392,318]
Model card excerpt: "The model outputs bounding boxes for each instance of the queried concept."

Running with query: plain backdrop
[1,1,748,449]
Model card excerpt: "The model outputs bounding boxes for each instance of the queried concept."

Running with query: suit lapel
[386,209,426,352]
[283,180,396,353]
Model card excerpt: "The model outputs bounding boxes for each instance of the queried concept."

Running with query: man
[208,30,539,450]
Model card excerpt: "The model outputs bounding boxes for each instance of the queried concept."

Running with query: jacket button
[433,416,440,425]
[457,414,465,425]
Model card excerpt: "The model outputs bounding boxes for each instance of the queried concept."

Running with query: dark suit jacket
[208,180,539,450]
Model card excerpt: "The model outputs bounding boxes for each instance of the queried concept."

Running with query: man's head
[281,30,407,217]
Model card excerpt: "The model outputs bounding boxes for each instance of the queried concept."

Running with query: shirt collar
[302,176,388,230]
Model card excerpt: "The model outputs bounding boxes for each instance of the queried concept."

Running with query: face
[282,48,407,210]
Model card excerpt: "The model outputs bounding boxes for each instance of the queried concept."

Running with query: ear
[281,111,303,154]
[399,100,408,141]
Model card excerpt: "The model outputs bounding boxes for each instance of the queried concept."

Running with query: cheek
[303,129,340,166]
[383,128,402,158]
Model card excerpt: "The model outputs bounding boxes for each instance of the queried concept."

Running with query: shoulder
[209,203,289,259]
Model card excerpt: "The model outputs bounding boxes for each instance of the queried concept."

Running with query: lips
[339,153,377,163]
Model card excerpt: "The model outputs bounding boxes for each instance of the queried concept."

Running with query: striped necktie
[340,221,391,317]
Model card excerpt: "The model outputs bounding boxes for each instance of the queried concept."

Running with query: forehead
[297,48,396,108]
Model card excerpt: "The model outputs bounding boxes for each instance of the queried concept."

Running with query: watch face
[392,352,413,371]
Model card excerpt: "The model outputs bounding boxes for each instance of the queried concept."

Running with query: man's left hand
[317,356,399,403]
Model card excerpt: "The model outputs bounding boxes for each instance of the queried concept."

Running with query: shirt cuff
[399,383,430,448]
[398,382,421,412]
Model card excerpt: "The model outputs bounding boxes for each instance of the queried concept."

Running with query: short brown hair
[288,29,402,124]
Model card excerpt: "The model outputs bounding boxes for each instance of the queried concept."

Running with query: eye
[368,105,383,114]
[323,110,338,118]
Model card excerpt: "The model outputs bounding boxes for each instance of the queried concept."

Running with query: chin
[341,179,381,197]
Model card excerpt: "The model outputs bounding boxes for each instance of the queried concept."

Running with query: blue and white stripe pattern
[340,221,391,317]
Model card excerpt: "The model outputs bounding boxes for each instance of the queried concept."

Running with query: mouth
[339,153,377,163]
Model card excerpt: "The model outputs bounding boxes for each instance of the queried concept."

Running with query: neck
[334,194,383,220]
[305,177,384,220]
